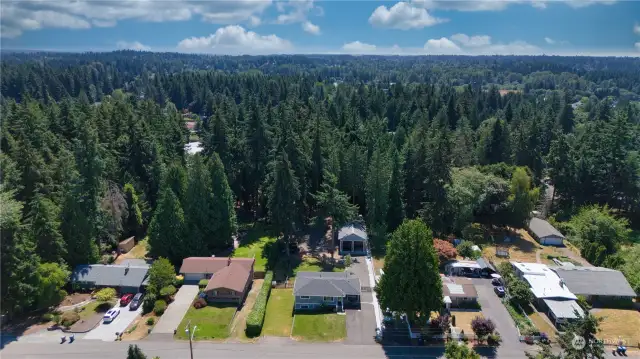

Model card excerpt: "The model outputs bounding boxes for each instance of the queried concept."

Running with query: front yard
[451,311,483,336]
[594,309,640,347]
[292,312,346,342]
[262,288,294,337]
[175,303,237,340]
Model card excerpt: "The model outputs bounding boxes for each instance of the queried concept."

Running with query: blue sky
[1,0,639,55]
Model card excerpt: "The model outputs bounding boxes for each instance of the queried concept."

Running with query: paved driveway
[345,258,377,345]
[84,304,142,341]
[473,278,526,356]
[151,285,199,334]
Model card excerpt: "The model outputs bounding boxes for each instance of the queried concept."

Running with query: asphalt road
[152,285,199,334]
[1,339,534,359]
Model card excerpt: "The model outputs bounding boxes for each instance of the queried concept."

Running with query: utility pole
[185,320,197,359]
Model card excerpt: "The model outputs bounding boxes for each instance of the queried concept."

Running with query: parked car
[103,308,120,323]
[120,293,134,306]
[129,293,144,310]
[491,278,503,286]
[494,286,506,297]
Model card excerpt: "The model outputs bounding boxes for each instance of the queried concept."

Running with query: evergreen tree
[507,167,540,228]
[312,172,358,227]
[148,187,185,264]
[365,145,390,245]
[376,220,443,325]
[27,193,66,264]
[386,147,405,233]
[127,344,148,359]
[266,149,300,252]
[123,183,144,238]
[182,155,212,257]
[421,128,452,235]
[209,152,237,252]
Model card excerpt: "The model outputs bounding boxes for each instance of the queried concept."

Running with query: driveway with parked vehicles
[83,302,142,341]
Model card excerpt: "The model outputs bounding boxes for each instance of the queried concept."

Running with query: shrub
[142,293,157,314]
[198,279,209,288]
[429,314,451,334]
[153,300,167,316]
[159,285,176,299]
[344,255,352,267]
[174,275,184,288]
[245,271,273,337]
[60,311,80,328]
[95,287,117,302]
[576,295,592,311]
[42,313,55,322]
[193,298,207,309]
[471,317,496,340]
[146,317,155,325]
[487,332,502,346]
[457,241,481,259]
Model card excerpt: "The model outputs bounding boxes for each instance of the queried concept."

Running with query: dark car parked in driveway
[129,293,143,310]
[491,278,503,286]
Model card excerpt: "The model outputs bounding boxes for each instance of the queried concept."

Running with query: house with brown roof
[441,275,478,309]
[180,257,255,304]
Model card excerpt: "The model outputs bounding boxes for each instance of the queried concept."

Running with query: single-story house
[476,257,497,275]
[444,260,481,276]
[293,272,361,311]
[338,222,368,255]
[542,298,585,327]
[180,257,255,303]
[441,276,478,308]
[70,263,149,293]
[552,266,637,302]
[528,217,565,246]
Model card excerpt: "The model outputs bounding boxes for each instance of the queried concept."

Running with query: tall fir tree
[365,144,391,245]
[148,187,186,264]
[209,152,237,252]
[386,147,405,233]
[182,155,212,256]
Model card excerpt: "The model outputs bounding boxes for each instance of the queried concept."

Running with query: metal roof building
[552,266,637,299]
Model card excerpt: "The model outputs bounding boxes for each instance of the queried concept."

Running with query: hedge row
[245,271,273,337]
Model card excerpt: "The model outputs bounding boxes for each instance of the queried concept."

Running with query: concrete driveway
[151,285,199,334]
[84,304,142,341]
[345,258,378,345]
[473,278,526,356]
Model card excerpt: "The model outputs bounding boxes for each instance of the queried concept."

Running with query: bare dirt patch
[59,293,92,307]
[121,313,159,341]
[451,311,483,336]
[482,228,542,264]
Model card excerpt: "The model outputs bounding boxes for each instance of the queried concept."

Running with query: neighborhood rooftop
[552,266,637,298]
[294,271,360,297]
[441,276,478,298]
[511,262,577,300]
[543,298,585,320]
[338,222,367,241]
[204,262,252,293]
[71,264,149,288]
[528,217,565,239]
[179,257,255,274]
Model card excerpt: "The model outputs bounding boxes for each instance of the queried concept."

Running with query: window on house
[323,296,334,301]
[300,305,309,309]
[212,290,217,296]
[300,296,310,299]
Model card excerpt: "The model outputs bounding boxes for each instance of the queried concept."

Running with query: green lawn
[262,289,294,337]
[233,224,276,272]
[175,303,237,340]
[292,257,345,277]
[77,300,115,320]
[292,313,346,342]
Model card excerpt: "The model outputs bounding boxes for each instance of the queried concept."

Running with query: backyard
[594,309,640,347]
[451,311,483,336]
[115,238,148,264]
[292,312,346,342]
[233,224,276,272]
[175,303,237,340]
[481,228,567,264]
[262,288,294,337]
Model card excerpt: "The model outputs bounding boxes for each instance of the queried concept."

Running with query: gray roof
[544,299,584,319]
[477,258,496,272]
[71,264,149,288]
[294,272,360,297]
[552,267,636,297]
[119,259,150,268]
[338,223,367,242]
[529,217,565,239]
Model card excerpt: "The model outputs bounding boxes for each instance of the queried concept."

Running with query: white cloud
[634,23,640,35]
[248,16,262,27]
[302,21,320,35]
[413,0,615,11]
[369,2,446,30]
[275,0,318,24]
[342,41,377,53]
[424,37,462,53]
[544,37,556,44]
[636,42,640,51]
[116,41,151,51]
[0,0,271,38]
[450,33,491,47]
[177,25,292,54]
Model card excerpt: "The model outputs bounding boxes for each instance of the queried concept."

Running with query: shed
[543,299,584,327]
[528,217,565,246]
[118,236,135,253]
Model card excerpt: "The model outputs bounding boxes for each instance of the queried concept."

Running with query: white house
[528,217,565,246]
